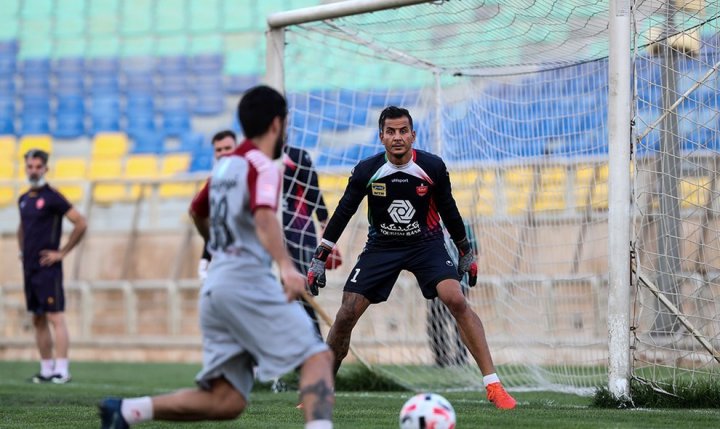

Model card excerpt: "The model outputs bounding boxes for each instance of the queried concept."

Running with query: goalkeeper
[307,106,516,410]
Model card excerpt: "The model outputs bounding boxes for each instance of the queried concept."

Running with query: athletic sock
[121,396,154,424]
[54,358,69,377]
[483,373,500,387]
[305,420,333,429]
[40,359,54,377]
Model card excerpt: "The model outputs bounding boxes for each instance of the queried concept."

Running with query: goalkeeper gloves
[307,244,331,296]
[455,238,478,287]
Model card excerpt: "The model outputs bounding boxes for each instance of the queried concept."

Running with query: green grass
[2,361,720,428]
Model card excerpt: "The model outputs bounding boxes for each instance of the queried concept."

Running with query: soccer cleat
[486,382,517,410]
[51,373,72,384]
[99,397,129,429]
[296,402,304,409]
[30,373,55,384]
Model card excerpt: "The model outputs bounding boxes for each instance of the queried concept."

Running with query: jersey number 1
[350,268,361,283]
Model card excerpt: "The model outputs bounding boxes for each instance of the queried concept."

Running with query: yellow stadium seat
[158,153,195,199]
[574,163,608,210]
[453,169,496,217]
[51,157,88,203]
[0,158,15,179]
[125,154,159,199]
[0,136,16,161]
[318,173,348,212]
[534,166,567,212]
[88,159,126,204]
[504,167,533,215]
[92,132,129,160]
[17,135,53,159]
[681,176,711,208]
[0,159,15,207]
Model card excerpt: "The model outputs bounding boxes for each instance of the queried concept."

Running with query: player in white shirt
[99,85,335,429]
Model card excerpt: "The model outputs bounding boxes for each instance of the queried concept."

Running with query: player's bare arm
[189,209,210,243]
[254,207,306,301]
[39,208,87,267]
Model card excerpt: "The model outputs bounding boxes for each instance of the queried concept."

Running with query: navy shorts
[24,265,65,314]
[344,240,460,304]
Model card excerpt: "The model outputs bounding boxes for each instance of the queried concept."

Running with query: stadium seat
[178,132,204,153]
[88,158,126,204]
[680,176,711,209]
[158,153,195,198]
[503,166,533,215]
[125,154,159,199]
[17,135,52,159]
[189,150,213,172]
[0,135,16,160]
[131,130,165,154]
[534,166,567,212]
[317,173,347,212]
[50,157,87,203]
[92,132,129,160]
[0,163,14,207]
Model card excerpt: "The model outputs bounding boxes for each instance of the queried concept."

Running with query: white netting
[275,0,720,394]
[631,0,720,389]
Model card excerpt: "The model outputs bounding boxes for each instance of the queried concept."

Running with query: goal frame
[265,0,633,400]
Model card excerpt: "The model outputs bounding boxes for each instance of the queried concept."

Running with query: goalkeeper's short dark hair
[237,85,288,139]
[24,149,49,166]
[379,106,413,132]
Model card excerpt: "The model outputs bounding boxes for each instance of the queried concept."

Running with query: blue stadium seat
[0,78,14,96]
[159,56,188,75]
[159,75,188,96]
[21,58,51,78]
[54,113,85,139]
[125,71,155,95]
[225,74,258,94]
[190,54,223,74]
[0,57,15,77]
[193,92,225,116]
[21,114,50,135]
[55,75,84,95]
[132,130,165,154]
[57,95,84,113]
[178,132,204,153]
[189,149,213,172]
[90,97,121,134]
[86,58,119,75]
[52,57,84,75]
[90,75,120,95]
[0,117,13,134]
[162,111,191,137]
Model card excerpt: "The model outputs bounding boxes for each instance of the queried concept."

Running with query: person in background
[18,149,87,384]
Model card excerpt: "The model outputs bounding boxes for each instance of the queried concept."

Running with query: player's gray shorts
[195,269,328,399]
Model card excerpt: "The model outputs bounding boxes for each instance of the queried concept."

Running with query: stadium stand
[50,157,87,203]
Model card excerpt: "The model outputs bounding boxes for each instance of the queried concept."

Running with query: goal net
[631,0,720,393]
[271,0,720,395]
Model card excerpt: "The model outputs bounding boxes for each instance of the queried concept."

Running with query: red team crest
[36,198,45,209]
[416,184,428,196]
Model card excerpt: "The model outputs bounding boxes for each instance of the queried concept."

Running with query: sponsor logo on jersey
[416,184,428,197]
[391,178,409,183]
[379,221,421,236]
[371,183,386,197]
[388,200,415,224]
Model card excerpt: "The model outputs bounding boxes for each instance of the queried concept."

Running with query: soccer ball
[399,393,456,429]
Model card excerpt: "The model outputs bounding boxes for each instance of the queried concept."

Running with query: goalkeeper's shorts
[344,240,460,304]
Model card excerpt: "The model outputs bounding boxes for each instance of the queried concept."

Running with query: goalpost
[266,0,720,399]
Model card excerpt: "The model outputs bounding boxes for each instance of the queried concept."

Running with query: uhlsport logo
[388,200,415,224]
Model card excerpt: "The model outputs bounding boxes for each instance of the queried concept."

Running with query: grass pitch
[1,361,719,428]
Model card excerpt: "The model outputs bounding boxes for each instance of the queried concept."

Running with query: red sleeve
[246,150,281,213]
[189,179,210,218]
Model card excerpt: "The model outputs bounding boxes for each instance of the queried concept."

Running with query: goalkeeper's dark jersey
[323,149,466,249]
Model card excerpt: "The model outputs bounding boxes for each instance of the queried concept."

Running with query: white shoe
[51,373,72,384]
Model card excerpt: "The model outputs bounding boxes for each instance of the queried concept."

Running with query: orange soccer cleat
[486,382,517,410]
